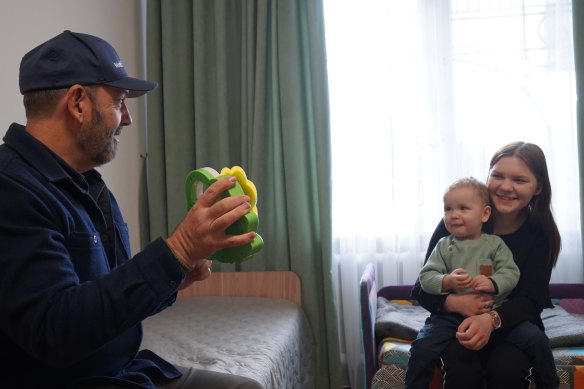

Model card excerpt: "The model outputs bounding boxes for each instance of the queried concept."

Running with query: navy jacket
[0,123,184,388]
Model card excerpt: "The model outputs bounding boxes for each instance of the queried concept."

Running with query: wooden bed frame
[177,270,302,306]
[142,270,311,389]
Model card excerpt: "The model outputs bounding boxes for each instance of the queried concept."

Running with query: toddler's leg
[504,321,559,389]
[405,314,461,389]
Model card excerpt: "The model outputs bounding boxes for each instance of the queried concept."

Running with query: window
[324,1,580,386]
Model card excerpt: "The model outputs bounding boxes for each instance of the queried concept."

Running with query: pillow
[375,297,429,341]
[541,305,584,348]
[559,298,584,314]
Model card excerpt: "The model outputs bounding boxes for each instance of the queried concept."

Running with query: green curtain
[144,1,341,388]
[575,1,584,276]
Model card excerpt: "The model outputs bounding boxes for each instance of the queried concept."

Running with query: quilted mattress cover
[141,296,315,389]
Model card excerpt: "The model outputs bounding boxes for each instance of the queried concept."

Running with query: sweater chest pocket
[67,231,110,280]
[478,258,494,277]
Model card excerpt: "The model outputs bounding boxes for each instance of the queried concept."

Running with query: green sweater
[419,233,520,308]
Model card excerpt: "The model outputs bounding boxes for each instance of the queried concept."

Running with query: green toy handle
[185,167,264,264]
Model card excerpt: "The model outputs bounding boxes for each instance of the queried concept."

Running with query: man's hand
[166,176,256,267]
[455,313,493,350]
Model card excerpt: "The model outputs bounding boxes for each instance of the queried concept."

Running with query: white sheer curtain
[324,1,581,388]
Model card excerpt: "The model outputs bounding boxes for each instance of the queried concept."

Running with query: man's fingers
[224,231,256,247]
[210,198,251,231]
[195,177,237,207]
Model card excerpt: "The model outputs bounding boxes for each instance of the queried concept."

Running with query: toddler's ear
[481,205,492,223]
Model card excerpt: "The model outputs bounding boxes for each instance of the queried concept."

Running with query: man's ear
[482,205,492,223]
[66,85,90,124]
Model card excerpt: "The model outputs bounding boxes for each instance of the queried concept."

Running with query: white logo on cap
[113,61,124,69]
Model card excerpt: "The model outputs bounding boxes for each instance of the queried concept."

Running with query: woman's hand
[455,313,493,350]
[443,292,495,316]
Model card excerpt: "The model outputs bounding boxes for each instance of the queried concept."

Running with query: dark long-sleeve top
[0,123,185,388]
[411,218,555,333]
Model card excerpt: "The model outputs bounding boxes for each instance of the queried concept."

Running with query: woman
[411,142,561,388]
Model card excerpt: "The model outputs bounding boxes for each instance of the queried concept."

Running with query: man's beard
[76,107,119,168]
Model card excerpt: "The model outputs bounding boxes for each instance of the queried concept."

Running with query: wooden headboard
[177,271,302,306]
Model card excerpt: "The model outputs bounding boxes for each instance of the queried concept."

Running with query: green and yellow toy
[185,166,264,263]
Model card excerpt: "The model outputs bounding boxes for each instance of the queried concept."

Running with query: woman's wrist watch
[488,311,502,330]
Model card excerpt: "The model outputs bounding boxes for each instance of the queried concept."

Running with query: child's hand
[178,259,213,290]
[470,275,495,293]
[443,268,472,291]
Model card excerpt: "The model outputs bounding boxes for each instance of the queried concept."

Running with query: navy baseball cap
[19,30,158,97]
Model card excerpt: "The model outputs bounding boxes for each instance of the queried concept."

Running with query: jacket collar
[3,122,101,187]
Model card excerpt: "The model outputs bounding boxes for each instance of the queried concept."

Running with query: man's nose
[121,101,132,126]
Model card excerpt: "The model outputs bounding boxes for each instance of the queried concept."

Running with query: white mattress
[141,296,315,389]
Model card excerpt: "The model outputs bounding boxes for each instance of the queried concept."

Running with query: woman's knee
[440,341,484,389]
[485,343,531,389]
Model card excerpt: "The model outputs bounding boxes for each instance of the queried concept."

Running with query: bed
[360,264,584,389]
[141,271,315,389]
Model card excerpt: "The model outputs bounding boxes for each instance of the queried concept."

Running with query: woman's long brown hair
[489,142,561,267]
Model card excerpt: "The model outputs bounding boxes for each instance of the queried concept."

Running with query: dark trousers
[441,341,532,389]
[504,321,559,389]
[405,313,463,389]
[441,321,558,389]
[406,314,559,389]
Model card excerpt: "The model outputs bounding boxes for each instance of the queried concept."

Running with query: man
[0,30,262,389]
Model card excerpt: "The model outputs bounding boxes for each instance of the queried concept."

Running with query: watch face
[491,312,501,328]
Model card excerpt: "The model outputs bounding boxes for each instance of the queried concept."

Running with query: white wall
[0,0,148,253]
